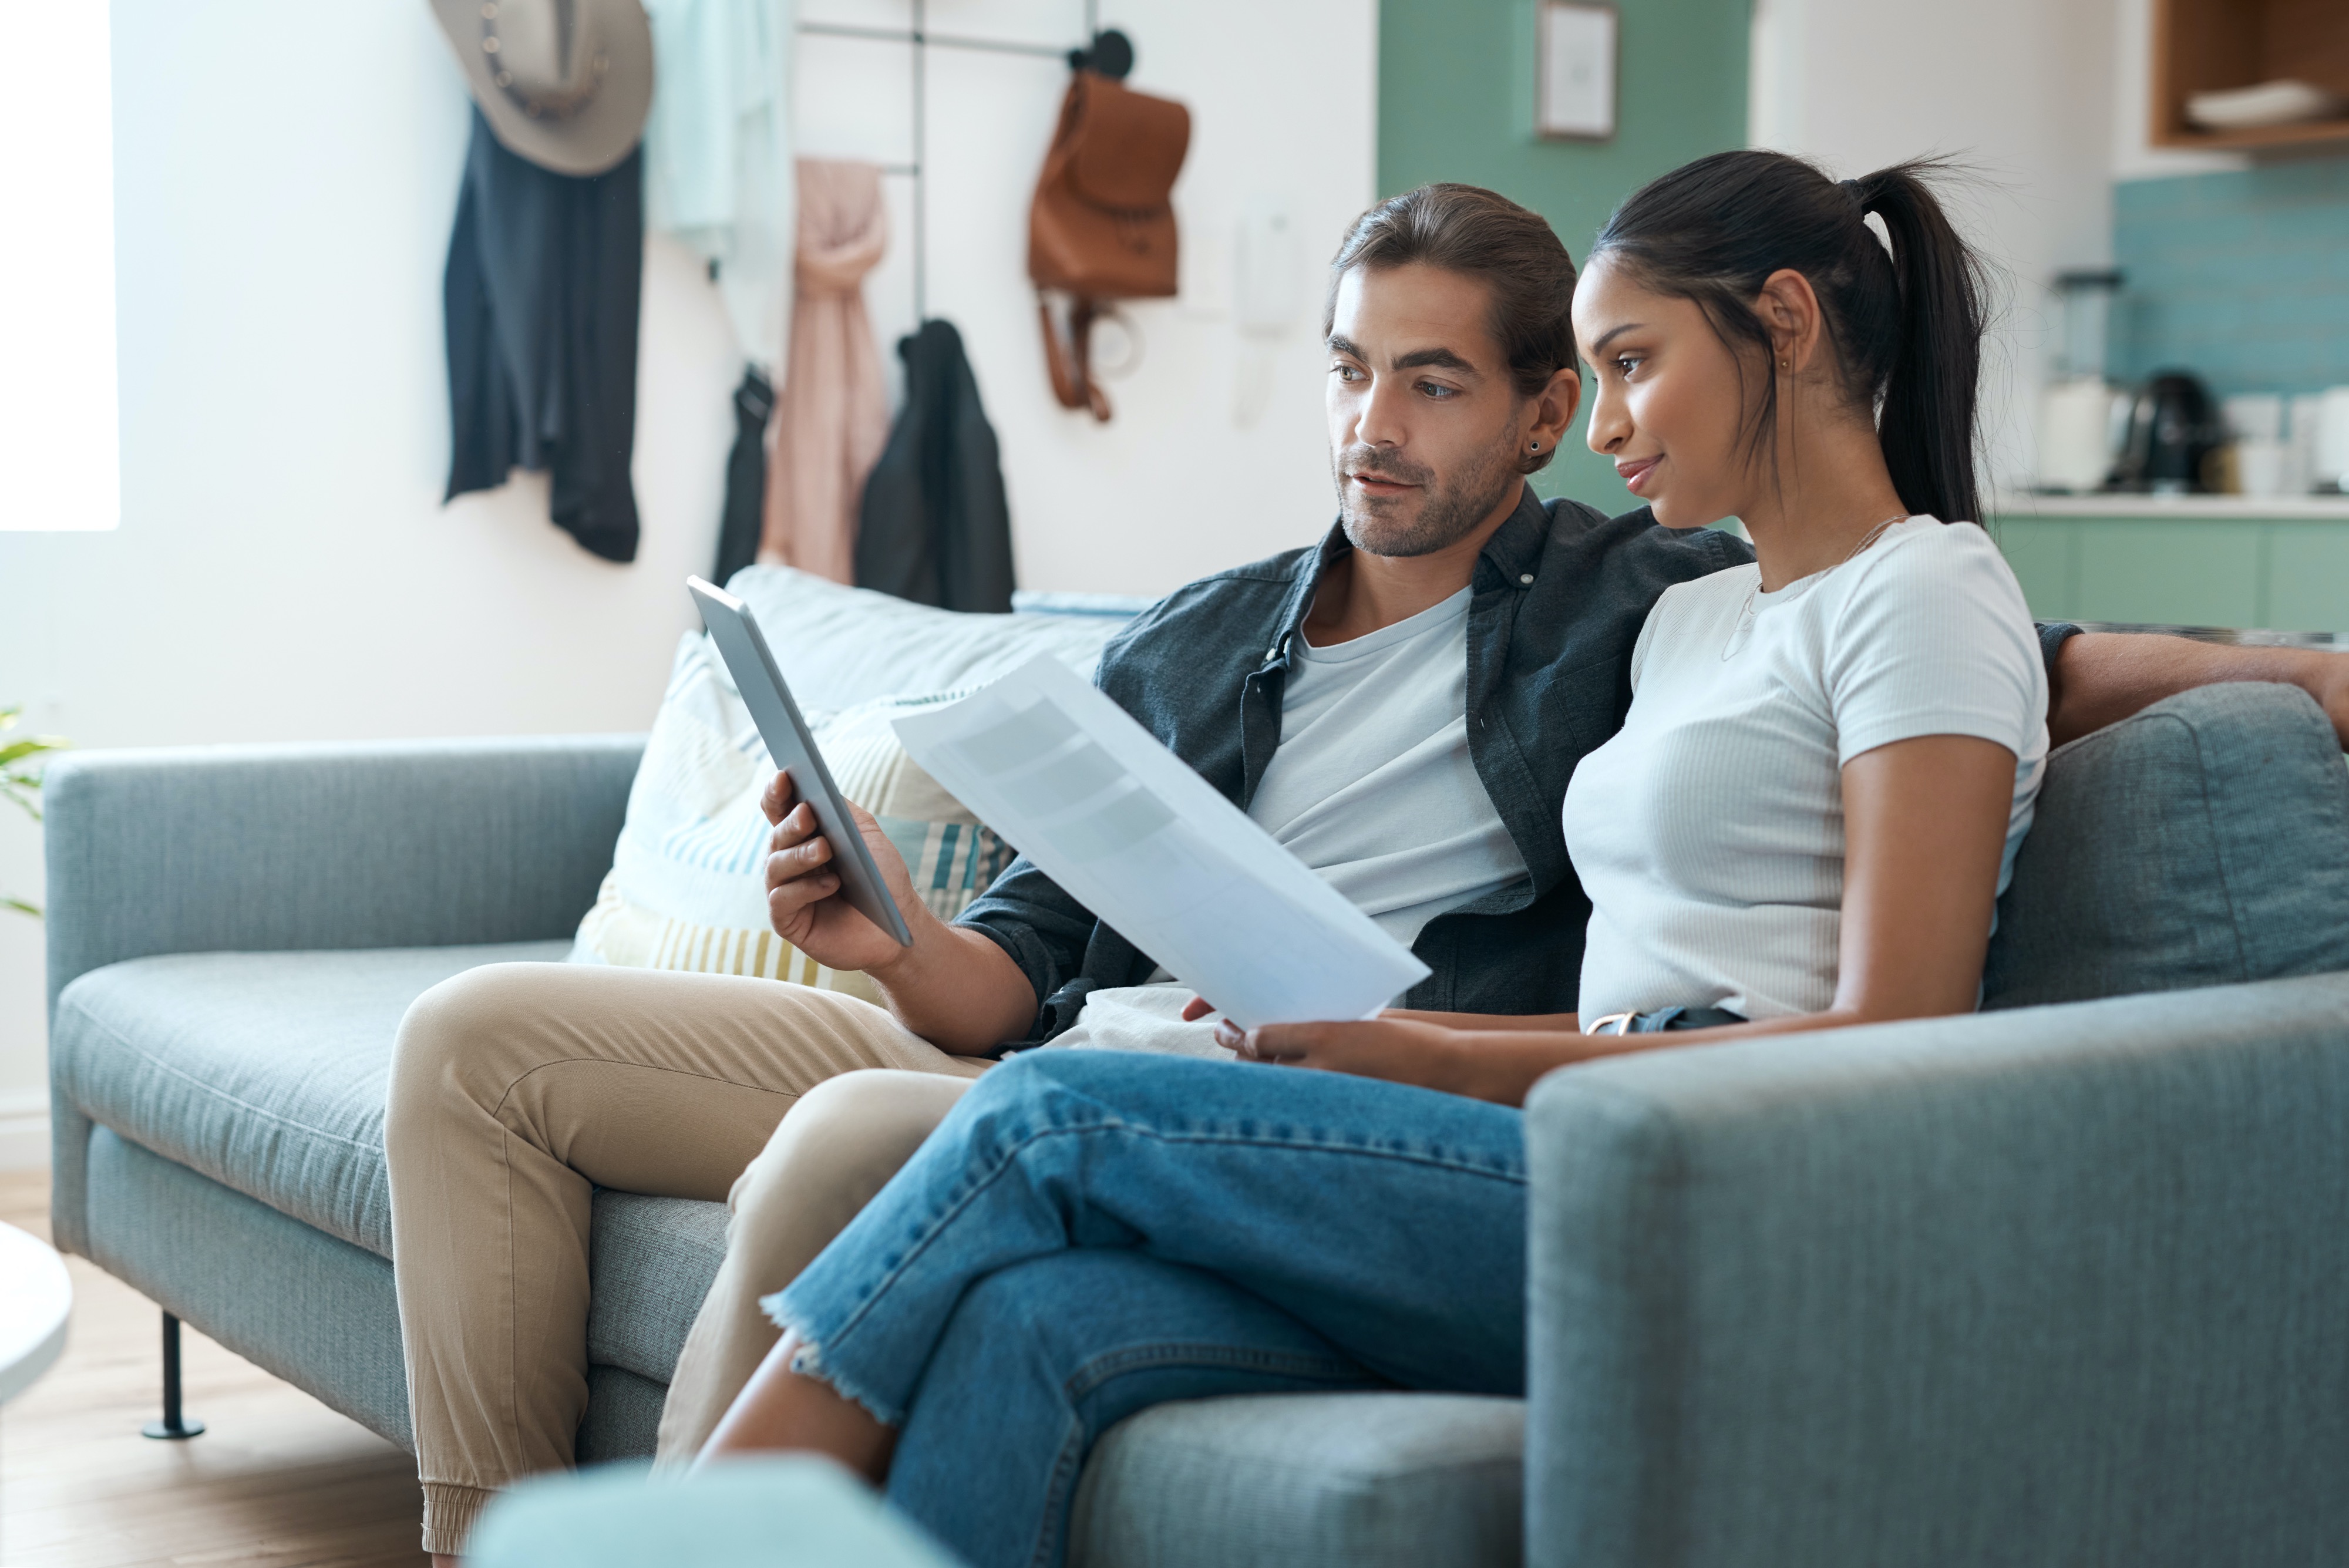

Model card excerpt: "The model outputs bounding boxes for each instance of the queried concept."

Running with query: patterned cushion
[571,634,1012,1002]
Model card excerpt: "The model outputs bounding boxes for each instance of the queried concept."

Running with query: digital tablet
[686,576,914,947]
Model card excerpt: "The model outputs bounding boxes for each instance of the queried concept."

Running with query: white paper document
[891,655,1432,1028]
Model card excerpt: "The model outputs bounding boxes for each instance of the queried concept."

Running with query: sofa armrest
[1523,971,2349,1568]
[43,735,643,1012]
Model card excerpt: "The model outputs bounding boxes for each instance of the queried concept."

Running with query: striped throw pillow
[571,633,1014,1001]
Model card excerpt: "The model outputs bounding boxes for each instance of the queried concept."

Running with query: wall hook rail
[797,2,1123,321]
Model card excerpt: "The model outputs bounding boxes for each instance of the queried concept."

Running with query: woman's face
[1572,255,1763,530]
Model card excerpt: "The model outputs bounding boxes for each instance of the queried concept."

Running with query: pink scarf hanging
[759,159,890,581]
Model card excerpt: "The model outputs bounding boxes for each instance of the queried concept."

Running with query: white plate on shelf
[2187,79,2347,131]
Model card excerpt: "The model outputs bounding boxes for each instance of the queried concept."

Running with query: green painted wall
[1378,0,1751,513]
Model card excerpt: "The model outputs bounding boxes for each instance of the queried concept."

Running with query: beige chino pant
[652,1068,977,1463]
[648,987,1224,1461]
[382,962,988,1556]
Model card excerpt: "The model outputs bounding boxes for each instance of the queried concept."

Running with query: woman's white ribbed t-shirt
[1561,517,2048,1021]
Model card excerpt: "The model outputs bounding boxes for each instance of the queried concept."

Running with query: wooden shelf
[2156,116,2349,153]
[2152,0,2349,153]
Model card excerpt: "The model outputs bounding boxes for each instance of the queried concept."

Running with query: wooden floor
[0,1169,429,1568]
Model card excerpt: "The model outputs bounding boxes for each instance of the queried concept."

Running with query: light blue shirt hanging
[642,0,796,371]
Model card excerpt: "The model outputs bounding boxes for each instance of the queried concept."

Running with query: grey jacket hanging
[854,320,1017,613]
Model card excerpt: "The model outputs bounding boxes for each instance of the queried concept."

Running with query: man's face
[1324,263,1536,558]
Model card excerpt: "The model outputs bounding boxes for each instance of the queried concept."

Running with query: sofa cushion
[587,1192,728,1386]
[728,563,1135,712]
[51,941,568,1257]
[1984,682,2349,1009]
[1068,1392,1524,1568]
[568,635,1013,998]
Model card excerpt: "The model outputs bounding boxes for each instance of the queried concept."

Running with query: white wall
[796,0,1377,594]
[0,2,117,537]
[1747,0,2122,492]
[0,0,1377,1163]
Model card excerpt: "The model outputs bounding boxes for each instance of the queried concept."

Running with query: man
[387,182,2348,1561]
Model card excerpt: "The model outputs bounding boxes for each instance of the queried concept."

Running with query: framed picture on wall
[1536,2,1617,142]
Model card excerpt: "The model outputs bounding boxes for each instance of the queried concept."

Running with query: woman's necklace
[1723,513,1907,660]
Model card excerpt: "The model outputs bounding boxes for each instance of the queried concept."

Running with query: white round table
[1,1220,70,1564]
[0,1220,70,1402]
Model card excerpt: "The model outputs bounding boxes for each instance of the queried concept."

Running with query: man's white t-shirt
[1247,586,1528,948]
[1561,517,2047,1022]
[1073,583,1526,1049]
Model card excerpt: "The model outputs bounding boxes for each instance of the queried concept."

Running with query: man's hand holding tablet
[755,769,928,975]
[687,576,919,953]
[688,577,1042,1055]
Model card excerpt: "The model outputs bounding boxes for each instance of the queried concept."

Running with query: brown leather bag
[1028,69,1190,422]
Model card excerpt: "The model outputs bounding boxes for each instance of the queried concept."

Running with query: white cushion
[571,634,1012,1001]
[728,564,1133,711]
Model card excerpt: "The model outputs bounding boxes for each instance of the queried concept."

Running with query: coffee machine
[2115,371,2223,494]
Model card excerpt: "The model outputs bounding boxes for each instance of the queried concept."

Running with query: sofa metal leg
[142,1312,206,1439]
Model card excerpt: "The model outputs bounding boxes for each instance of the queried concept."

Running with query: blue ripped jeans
[765,1050,1528,1568]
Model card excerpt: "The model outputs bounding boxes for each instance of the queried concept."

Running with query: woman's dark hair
[1325,183,1579,472]
[1589,150,1988,524]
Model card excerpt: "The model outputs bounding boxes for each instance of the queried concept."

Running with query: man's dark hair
[1324,183,1580,469]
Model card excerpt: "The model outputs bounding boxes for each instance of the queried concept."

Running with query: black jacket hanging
[712,365,775,587]
[854,320,1017,613]
[443,107,644,563]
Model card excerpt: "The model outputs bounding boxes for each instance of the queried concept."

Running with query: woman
[698,149,2047,1567]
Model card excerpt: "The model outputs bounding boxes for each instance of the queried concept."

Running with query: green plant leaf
[3,896,38,919]
[0,704,66,819]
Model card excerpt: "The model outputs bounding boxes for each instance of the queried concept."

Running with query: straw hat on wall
[428,0,653,176]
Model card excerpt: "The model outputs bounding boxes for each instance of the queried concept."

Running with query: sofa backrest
[1982,682,2349,1009]
[727,566,1139,712]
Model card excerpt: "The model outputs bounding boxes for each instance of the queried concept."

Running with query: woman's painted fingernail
[1214,1020,1243,1047]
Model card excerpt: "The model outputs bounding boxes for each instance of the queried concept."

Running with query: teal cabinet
[1993,519,2079,621]
[1989,508,2349,633]
[2270,529,2349,635]
[2074,520,2263,628]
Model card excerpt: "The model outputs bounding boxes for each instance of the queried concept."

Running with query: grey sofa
[46,649,2349,1562]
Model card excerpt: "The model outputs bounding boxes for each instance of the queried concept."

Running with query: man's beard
[1330,427,1525,558]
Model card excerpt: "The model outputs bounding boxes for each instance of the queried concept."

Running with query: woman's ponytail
[1843,166,1986,526]
[1591,151,1989,523]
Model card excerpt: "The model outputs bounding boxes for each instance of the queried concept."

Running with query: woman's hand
[1179,995,1578,1034]
[1211,1015,1478,1095]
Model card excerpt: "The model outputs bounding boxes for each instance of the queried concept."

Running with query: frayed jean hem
[757,1290,908,1430]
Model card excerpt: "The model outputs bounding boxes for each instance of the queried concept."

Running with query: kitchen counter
[1991,493,2349,521]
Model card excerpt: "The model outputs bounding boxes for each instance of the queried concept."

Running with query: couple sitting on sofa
[388,157,2349,1566]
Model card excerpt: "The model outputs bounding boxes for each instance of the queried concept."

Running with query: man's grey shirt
[957,486,1751,1045]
